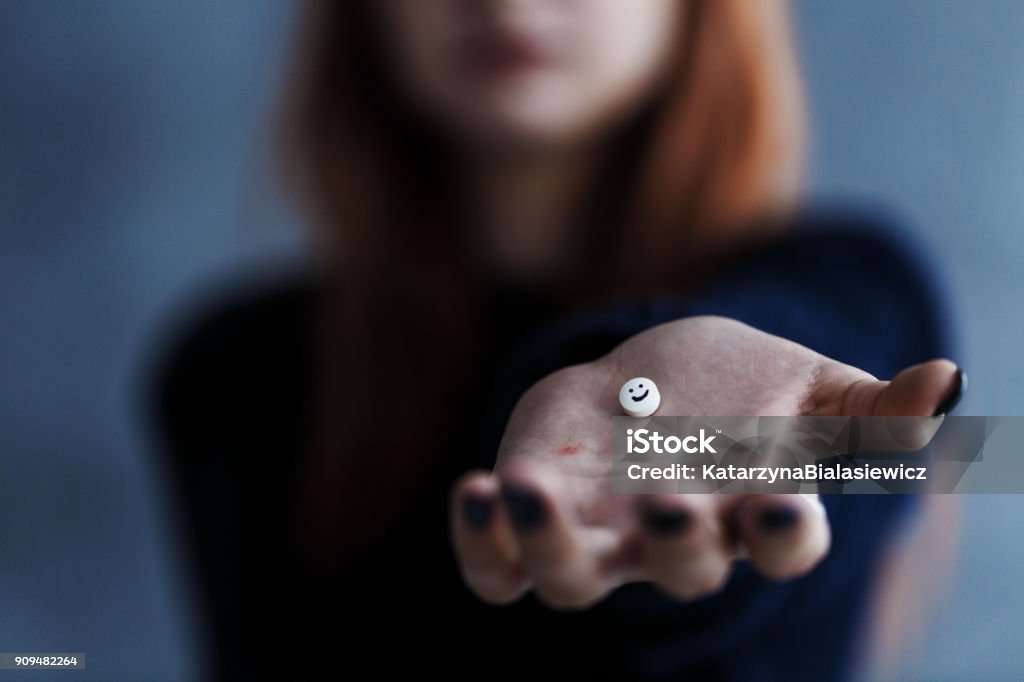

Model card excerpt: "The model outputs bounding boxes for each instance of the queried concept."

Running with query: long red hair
[277,0,807,553]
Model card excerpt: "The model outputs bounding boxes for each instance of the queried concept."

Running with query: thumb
[822,359,963,418]
[869,360,964,418]
[833,359,965,452]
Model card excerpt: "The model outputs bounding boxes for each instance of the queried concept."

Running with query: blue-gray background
[1,2,1021,680]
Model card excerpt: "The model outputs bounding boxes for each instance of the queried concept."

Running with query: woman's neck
[460,144,599,285]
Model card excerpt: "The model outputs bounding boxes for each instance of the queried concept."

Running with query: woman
[153,1,964,679]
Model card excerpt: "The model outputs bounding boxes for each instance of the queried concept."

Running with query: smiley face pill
[619,377,660,418]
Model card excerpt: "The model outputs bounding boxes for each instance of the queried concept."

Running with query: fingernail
[643,508,692,537]
[759,506,799,533]
[501,486,546,531]
[933,368,967,416]
[463,495,493,531]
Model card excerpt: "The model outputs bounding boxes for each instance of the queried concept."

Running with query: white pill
[619,377,661,418]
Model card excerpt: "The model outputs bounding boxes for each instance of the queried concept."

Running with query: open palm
[450,316,961,609]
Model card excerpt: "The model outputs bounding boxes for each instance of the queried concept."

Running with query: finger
[735,493,830,581]
[497,459,614,610]
[637,494,733,600]
[809,359,962,417]
[450,471,528,604]
[873,361,964,417]
[806,360,964,449]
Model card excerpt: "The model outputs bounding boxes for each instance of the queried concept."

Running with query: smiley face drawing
[618,377,661,418]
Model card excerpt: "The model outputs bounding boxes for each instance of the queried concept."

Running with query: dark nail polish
[463,495,493,530]
[643,508,692,536]
[759,506,799,533]
[502,486,546,531]
[933,368,967,416]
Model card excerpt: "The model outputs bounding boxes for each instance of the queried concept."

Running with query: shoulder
[754,204,946,288]
[726,203,956,371]
[145,270,318,457]
[787,204,951,327]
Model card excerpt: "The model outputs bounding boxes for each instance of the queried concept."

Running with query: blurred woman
[154,1,963,679]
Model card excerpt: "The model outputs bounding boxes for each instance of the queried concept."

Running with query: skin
[377,0,681,149]
[373,0,961,609]
[376,0,680,278]
[450,318,957,608]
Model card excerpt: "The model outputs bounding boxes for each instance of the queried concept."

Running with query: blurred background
[1,1,1022,679]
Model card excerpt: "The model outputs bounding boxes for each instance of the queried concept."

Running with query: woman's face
[375,0,682,152]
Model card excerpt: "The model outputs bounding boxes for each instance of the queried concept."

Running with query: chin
[462,111,595,151]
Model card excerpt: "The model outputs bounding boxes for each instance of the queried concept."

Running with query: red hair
[277,0,807,551]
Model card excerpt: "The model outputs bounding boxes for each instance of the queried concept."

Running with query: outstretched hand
[450,316,962,609]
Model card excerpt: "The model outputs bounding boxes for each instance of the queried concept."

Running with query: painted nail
[643,508,692,536]
[759,506,799,533]
[463,495,493,530]
[933,368,967,416]
[502,486,546,531]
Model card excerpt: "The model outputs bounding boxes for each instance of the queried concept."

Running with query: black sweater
[150,209,952,681]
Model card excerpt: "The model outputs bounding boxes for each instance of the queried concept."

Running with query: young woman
[154,1,964,679]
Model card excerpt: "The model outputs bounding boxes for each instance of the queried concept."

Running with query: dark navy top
[150,208,953,681]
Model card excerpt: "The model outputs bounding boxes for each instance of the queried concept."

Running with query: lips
[631,390,650,402]
[460,27,553,80]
